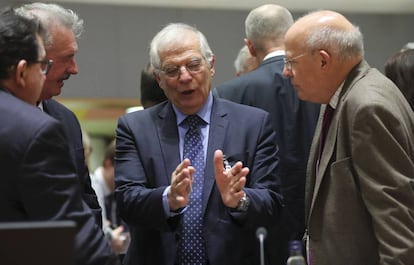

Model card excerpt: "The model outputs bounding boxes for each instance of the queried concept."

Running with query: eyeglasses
[32,59,53,75]
[283,53,306,71]
[159,58,205,79]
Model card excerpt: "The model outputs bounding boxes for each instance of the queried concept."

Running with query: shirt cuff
[162,186,186,217]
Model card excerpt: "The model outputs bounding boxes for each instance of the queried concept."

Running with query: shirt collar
[263,50,285,61]
[37,101,44,111]
[174,91,212,126]
[328,81,345,109]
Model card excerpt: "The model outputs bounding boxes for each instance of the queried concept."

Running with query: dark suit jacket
[42,99,102,227]
[115,97,282,265]
[215,55,320,264]
[306,61,414,264]
[0,89,119,265]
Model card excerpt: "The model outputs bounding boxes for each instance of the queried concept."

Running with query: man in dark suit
[17,2,102,227]
[0,7,119,265]
[115,23,282,265]
[283,10,414,265]
[214,4,320,264]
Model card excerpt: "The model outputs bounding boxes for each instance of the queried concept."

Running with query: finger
[172,165,193,187]
[229,168,249,190]
[173,159,191,178]
[232,176,247,192]
[213,149,225,176]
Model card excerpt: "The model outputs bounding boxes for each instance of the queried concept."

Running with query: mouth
[181,89,195,95]
[291,83,299,90]
[61,74,71,82]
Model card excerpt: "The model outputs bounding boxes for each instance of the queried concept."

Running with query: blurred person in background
[140,62,167,109]
[87,138,130,259]
[234,45,259,76]
[384,48,414,111]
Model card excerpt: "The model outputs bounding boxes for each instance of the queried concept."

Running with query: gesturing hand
[168,158,194,211]
[214,150,249,208]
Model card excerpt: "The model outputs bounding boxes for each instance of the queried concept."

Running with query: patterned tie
[179,115,206,264]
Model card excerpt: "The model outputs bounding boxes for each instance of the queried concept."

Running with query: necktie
[311,104,334,265]
[316,104,335,172]
[179,115,206,264]
[104,193,118,227]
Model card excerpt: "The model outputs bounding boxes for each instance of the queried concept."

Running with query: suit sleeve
[240,112,283,222]
[19,119,120,265]
[114,115,171,231]
[351,102,414,264]
[68,110,103,228]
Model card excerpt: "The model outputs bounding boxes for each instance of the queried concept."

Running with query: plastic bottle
[286,240,307,265]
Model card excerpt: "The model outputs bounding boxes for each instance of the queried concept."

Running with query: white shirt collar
[263,50,285,61]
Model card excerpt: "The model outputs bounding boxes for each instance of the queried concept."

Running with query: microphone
[256,227,267,265]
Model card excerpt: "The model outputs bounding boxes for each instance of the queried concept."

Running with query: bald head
[283,10,365,103]
[285,10,364,61]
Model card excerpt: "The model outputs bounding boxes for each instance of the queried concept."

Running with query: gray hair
[245,4,293,51]
[16,2,84,48]
[234,45,251,73]
[305,22,364,61]
[149,23,214,70]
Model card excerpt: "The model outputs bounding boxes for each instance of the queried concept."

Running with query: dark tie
[179,115,206,264]
[316,104,335,173]
[311,105,334,265]
[104,193,118,227]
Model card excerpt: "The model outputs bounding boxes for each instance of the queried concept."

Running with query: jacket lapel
[202,97,228,213]
[157,103,181,185]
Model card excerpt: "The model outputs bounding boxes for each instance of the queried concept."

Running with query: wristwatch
[236,192,250,211]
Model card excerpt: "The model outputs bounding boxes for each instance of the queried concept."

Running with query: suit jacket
[115,96,282,265]
[42,99,102,227]
[0,89,119,265]
[306,60,414,265]
[215,55,320,264]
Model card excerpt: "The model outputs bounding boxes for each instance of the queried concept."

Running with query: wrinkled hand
[168,158,194,211]
[214,150,249,208]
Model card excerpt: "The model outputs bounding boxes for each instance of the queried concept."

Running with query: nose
[282,65,292,78]
[178,66,192,80]
[68,58,78,75]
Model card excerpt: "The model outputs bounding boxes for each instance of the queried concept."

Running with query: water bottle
[286,240,306,265]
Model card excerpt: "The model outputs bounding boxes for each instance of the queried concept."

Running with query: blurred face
[245,56,259,73]
[40,26,78,101]
[237,56,258,76]
[155,31,215,115]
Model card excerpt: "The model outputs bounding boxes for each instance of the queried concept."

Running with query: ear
[153,69,162,83]
[319,50,330,69]
[244,38,256,57]
[208,55,215,77]
[14,60,28,87]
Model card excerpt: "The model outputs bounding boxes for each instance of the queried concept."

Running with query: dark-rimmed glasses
[284,53,306,71]
[159,58,205,79]
[32,59,53,75]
